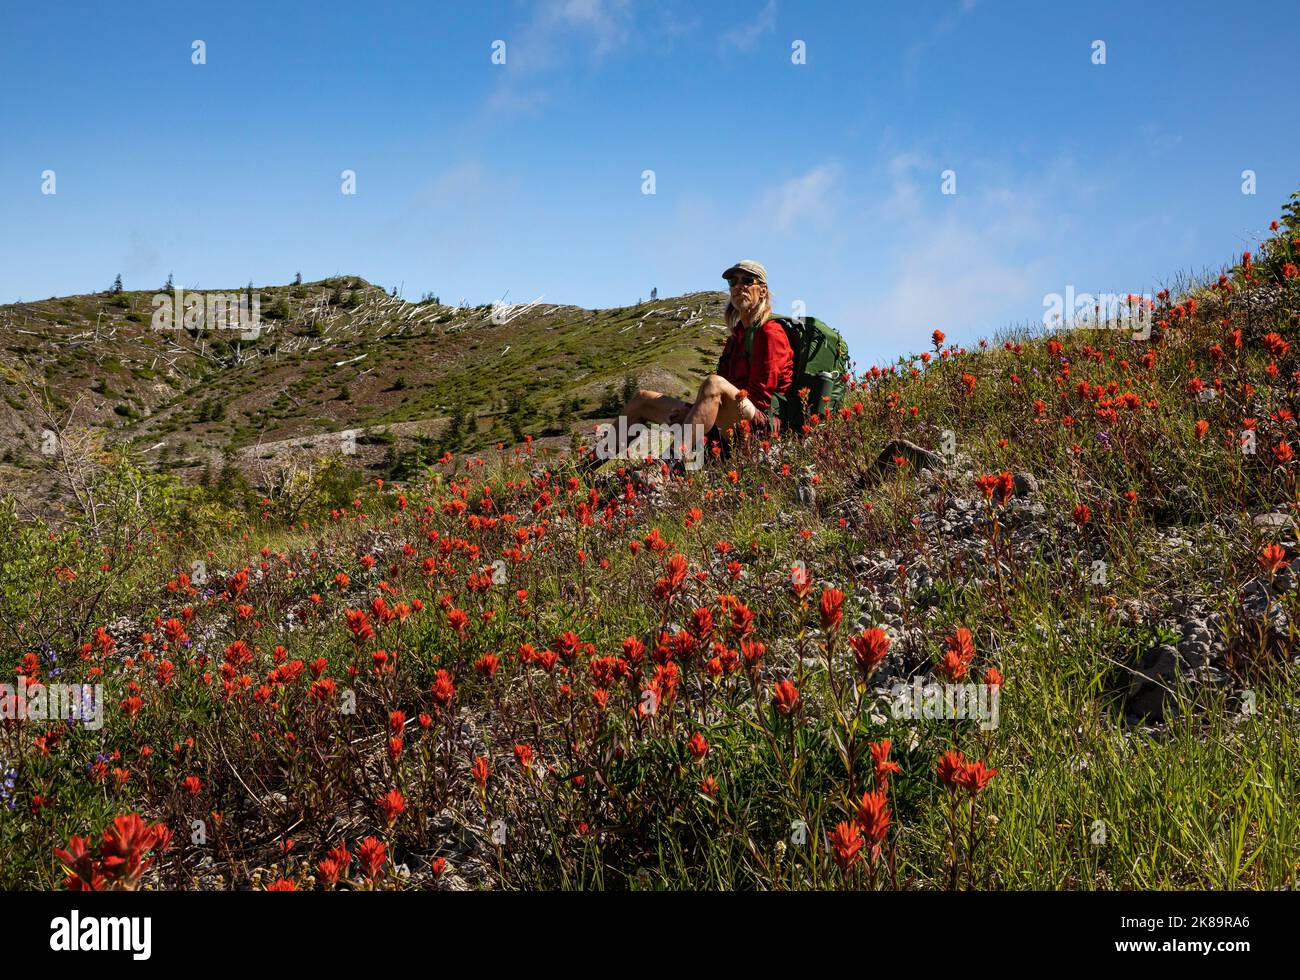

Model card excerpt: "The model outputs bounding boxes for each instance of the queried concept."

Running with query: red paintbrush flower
[1259,543,1288,574]
[317,856,344,887]
[328,841,351,868]
[830,820,863,873]
[771,679,800,715]
[224,640,253,668]
[344,608,373,642]
[936,750,967,790]
[870,739,902,789]
[621,636,646,666]
[97,814,164,888]
[819,588,844,631]
[53,835,105,891]
[552,631,582,663]
[686,732,709,762]
[472,756,490,789]
[937,628,975,682]
[691,606,714,640]
[356,836,388,882]
[957,759,999,796]
[379,789,405,826]
[740,637,766,670]
[431,669,455,709]
[445,607,470,636]
[850,628,890,677]
[854,789,891,855]
[1263,332,1290,358]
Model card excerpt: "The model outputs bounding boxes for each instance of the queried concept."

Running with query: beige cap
[722,259,767,284]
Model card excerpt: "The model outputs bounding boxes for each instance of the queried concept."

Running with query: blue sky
[1,0,1296,364]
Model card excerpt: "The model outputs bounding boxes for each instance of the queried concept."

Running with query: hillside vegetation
[0,277,728,517]
[2,193,1299,890]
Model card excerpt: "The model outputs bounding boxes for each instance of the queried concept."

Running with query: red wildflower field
[3,209,1300,891]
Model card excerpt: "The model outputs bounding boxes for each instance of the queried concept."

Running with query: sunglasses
[726,275,760,288]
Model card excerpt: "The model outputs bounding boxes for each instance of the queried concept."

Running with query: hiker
[621,260,794,449]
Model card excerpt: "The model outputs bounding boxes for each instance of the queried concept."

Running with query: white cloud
[660,11,700,38]
[880,151,931,220]
[550,0,634,58]
[486,0,634,116]
[754,163,842,232]
[721,0,777,51]
[902,0,980,94]
[867,160,1084,343]
[879,218,1044,335]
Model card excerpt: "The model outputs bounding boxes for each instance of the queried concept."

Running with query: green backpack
[719,315,851,431]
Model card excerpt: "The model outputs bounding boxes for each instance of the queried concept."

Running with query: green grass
[2,210,1300,891]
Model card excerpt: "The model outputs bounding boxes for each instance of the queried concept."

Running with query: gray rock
[1013,472,1039,496]
[871,439,943,475]
[1241,578,1274,621]
[1125,644,1181,722]
[1253,511,1292,530]
[1177,640,1210,670]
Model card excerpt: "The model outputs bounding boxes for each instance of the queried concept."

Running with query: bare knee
[699,374,727,397]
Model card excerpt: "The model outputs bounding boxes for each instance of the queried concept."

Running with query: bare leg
[682,374,757,433]
[622,388,691,426]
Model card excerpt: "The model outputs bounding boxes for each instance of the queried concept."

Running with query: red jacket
[717,318,794,414]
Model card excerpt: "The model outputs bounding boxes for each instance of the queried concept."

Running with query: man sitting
[619,260,794,465]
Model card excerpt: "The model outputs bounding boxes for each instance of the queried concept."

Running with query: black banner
[13,889,1281,968]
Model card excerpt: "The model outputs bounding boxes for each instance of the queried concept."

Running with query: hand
[667,406,688,425]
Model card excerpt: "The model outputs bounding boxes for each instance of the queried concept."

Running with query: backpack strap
[745,315,795,360]
[715,329,736,376]
[720,318,766,374]
[744,316,800,422]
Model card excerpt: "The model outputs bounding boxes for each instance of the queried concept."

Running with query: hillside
[1,194,1299,891]
[0,278,729,516]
